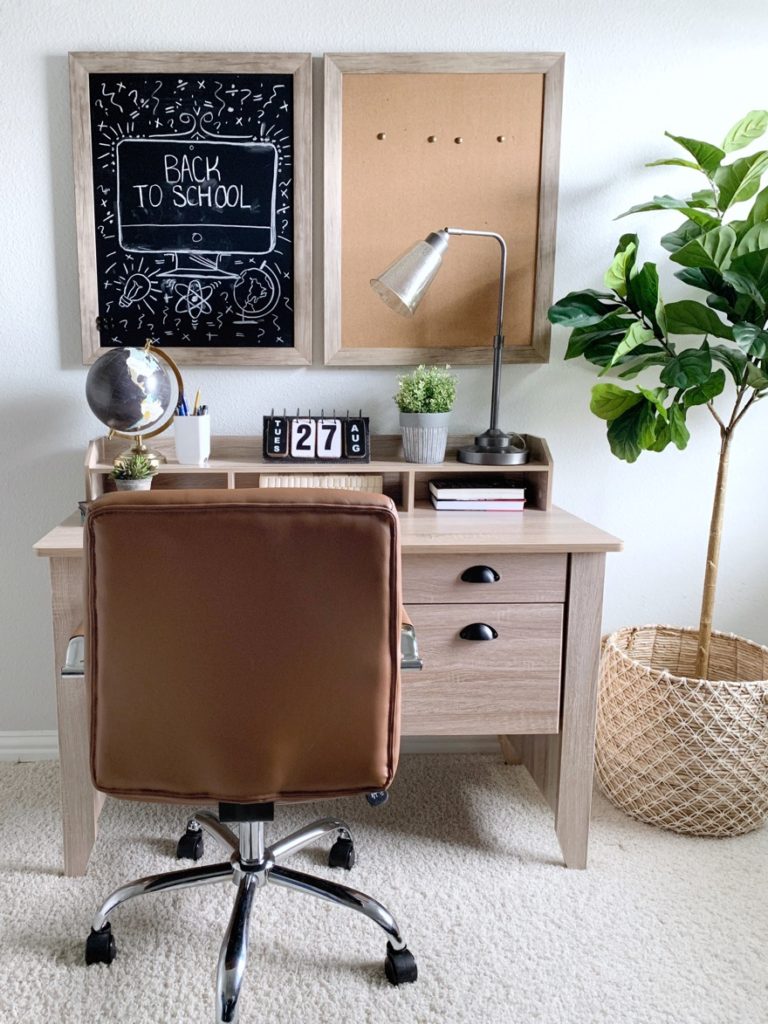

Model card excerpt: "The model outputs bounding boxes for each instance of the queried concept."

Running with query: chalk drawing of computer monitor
[116,139,278,257]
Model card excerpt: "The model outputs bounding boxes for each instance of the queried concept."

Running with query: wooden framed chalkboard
[69,52,312,365]
[323,53,564,366]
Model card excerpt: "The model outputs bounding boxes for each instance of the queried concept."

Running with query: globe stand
[112,436,167,473]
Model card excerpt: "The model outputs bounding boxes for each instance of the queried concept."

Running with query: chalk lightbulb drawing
[115,261,162,312]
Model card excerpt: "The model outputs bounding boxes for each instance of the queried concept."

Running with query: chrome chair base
[85,812,417,1024]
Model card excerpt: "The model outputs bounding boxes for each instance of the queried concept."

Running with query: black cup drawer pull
[460,565,501,584]
[459,623,499,642]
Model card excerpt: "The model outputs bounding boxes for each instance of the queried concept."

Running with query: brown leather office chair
[76,488,419,1023]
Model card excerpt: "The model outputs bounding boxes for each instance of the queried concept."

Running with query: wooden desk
[34,437,620,875]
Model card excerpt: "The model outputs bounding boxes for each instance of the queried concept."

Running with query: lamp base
[457,430,529,465]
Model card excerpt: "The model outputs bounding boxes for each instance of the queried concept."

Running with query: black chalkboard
[88,72,294,349]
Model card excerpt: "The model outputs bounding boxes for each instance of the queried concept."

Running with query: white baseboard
[0,731,59,762]
[0,731,496,762]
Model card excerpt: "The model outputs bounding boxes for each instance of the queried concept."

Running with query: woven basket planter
[596,625,768,837]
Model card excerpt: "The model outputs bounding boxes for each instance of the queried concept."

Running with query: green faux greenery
[549,109,768,464]
[111,453,155,480]
[394,364,457,414]
[548,110,768,677]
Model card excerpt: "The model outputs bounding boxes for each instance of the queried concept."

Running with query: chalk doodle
[89,71,294,348]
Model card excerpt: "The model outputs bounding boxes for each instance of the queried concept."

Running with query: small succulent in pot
[110,452,156,491]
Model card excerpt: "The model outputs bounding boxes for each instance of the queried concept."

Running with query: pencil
[192,388,201,415]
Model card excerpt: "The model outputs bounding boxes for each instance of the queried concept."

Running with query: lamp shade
[370,230,449,317]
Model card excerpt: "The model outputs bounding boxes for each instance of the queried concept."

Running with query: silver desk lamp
[371,227,528,465]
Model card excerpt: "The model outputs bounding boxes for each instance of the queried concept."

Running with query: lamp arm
[445,227,507,433]
[444,228,507,338]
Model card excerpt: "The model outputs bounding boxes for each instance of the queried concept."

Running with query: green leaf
[720,271,766,309]
[664,299,733,339]
[626,262,661,329]
[715,151,768,209]
[589,383,643,421]
[606,400,657,462]
[722,110,768,154]
[614,233,639,255]
[564,313,636,361]
[660,345,713,389]
[661,219,705,253]
[548,290,621,327]
[604,241,637,297]
[649,419,672,452]
[745,362,768,389]
[655,295,668,336]
[691,189,719,208]
[616,353,670,380]
[668,405,690,449]
[710,344,747,384]
[669,224,737,271]
[593,339,659,369]
[674,266,731,298]
[616,194,718,219]
[732,322,768,358]
[638,386,669,419]
[732,176,762,206]
[610,321,656,365]
[645,157,700,170]
[723,249,768,305]
[746,185,768,227]
[679,208,721,229]
[734,223,768,257]
[664,133,725,175]
[683,369,726,408]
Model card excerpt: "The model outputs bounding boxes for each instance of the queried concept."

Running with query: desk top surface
[34,506,622,558]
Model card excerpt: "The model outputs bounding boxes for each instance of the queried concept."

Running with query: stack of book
[428,477,526,511]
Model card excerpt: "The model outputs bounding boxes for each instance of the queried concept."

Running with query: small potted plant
[394,364,457,463]
[110,452,156,491]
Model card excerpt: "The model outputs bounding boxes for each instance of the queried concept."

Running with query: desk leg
[503,552,605,869]
[49,558,104,876]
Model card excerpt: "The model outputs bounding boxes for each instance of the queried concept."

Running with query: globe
[86,347,180,437]
[232,266,280,321]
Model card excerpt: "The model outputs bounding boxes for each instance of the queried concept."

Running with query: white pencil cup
[174,414,211,465]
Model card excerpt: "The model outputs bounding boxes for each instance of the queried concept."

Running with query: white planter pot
[399,412,450,464]
[114,478,153,491]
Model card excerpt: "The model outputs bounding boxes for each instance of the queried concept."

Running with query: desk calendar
[262,414,370,462]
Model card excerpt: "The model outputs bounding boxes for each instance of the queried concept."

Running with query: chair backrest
[85,488,402,805]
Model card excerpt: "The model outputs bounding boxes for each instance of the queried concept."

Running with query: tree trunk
[695,430,733,679]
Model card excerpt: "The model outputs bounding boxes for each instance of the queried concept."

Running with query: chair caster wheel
[328,836,355,870]
[384,942,417,985]
[366,790,389,807]
[85,923,116,965]
[176,828,204,861]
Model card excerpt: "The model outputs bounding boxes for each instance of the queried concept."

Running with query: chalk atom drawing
[88,71,294,349]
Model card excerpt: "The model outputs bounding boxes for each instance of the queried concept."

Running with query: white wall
[3,0,767,731]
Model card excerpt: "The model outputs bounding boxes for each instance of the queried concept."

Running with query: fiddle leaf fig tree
[548,110,768,679]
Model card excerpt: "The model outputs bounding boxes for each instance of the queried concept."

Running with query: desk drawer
[401,603,562,735]
[403,553,567,604]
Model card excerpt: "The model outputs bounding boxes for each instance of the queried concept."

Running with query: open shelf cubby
[85,434,553,512]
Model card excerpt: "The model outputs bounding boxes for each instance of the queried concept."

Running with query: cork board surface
[341,73,544,351]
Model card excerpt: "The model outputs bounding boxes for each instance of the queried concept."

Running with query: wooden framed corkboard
[324,53,564,366]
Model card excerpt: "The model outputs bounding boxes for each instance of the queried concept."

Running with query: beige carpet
[0,755,765,1024]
